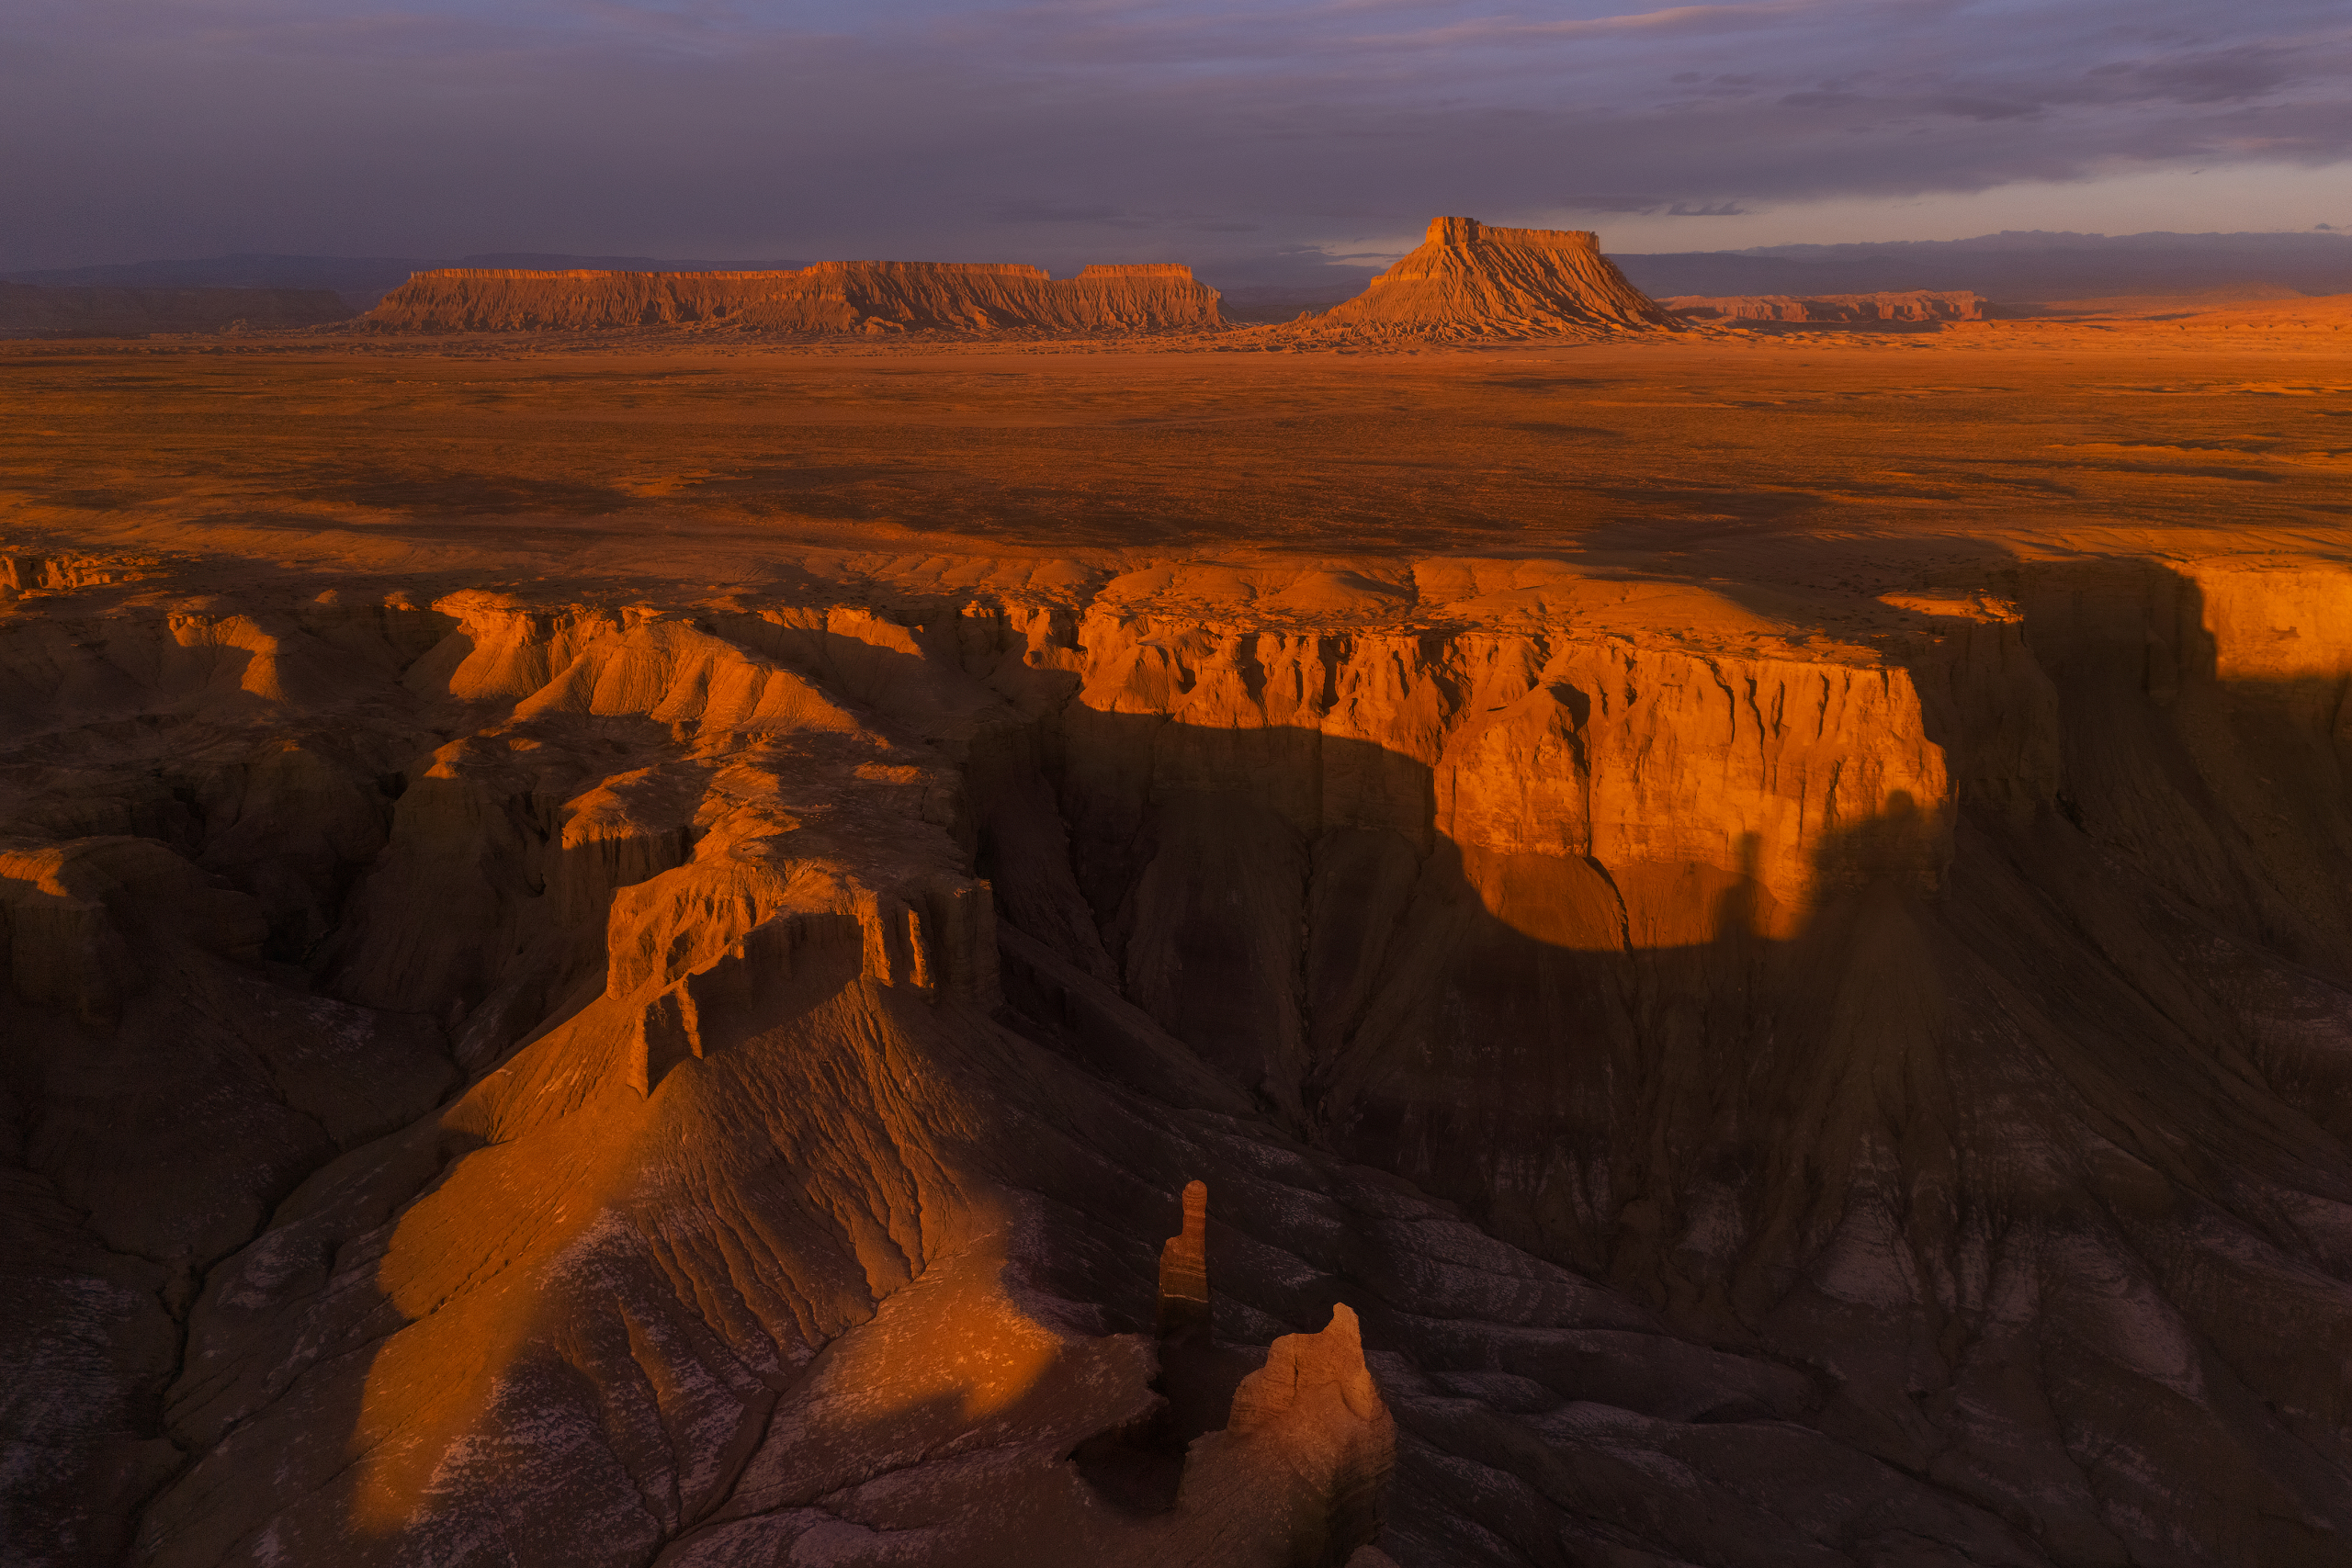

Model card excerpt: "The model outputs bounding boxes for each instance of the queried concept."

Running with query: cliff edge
[359,261,1225,336]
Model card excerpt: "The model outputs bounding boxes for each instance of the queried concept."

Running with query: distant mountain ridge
[0,282,352,338]
[1728,229,2352,256]
[1612,230,2352,304]
[1661,290,1984,324]
[0,254,807,310]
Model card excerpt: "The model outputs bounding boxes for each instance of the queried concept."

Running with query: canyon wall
[8,548,2352,1565]
[360,261,1225,334]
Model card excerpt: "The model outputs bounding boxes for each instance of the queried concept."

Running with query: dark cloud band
[3,0,2346,275]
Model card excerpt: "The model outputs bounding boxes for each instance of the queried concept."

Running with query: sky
[6,0,2347,282]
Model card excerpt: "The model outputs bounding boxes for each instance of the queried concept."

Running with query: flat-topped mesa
[1316,215,1679,337]
[359,260,1224,335]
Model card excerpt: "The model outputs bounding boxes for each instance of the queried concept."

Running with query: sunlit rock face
[360,262,1225,335]
[6,535,2352,1568]
[1307,217,1681,339]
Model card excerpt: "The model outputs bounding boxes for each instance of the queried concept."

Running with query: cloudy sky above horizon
[6,0,2347,282]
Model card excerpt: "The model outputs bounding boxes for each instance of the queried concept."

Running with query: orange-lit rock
[7,326,2352,1567]
[1306,216,1679,338]
[1158,1179,1211,1337]
[362,261,1225,334]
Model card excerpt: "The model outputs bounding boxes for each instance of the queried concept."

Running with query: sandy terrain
[6,313,2352,1567]
[6,318,2346,611]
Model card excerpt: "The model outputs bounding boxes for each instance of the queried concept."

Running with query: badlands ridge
[5,255,2352,1568]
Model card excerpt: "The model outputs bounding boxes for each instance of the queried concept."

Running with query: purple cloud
[2,0,2345,276]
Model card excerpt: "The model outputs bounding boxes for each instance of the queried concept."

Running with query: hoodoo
[1312,216,1679,337]
[361,260,1224,335]
[1157,1179,1211,1336]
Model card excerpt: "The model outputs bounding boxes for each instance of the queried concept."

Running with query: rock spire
[1157,1179,1211,1337]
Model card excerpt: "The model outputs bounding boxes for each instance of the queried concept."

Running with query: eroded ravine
[6,548,2352,1566]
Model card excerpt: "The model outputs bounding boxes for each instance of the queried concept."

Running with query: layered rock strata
[360,262,1224,335]
[1308,217,1679,338]
[6,548,2352,1565]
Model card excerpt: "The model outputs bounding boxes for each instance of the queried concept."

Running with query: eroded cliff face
[6,547,2352,1567]
[1309,218,1680,339]
[975,558,2352,1561]
[360,262,1225,335]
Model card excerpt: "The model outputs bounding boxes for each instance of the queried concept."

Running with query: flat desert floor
[6,311,2346,634]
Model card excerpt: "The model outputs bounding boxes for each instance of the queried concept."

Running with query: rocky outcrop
[1665,289,1985,323]
[1306,217,1679,339]
[959,557,2352,1563]
[1170,1305,1396,1568]
[0,282,351,337]
[1158,1179,1211,1336]
[360,261,1225,335]
[8,543,2352,1568]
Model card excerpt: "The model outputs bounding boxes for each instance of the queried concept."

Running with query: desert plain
[8,293,2352,1567]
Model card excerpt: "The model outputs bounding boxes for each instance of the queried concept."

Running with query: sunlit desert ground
[8,310,2346,630]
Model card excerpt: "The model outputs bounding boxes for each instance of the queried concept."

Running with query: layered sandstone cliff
[8,544,2352,1566]
[1665,289,1986,323]
[1307,217,1679,338]
[360,261,1224,335]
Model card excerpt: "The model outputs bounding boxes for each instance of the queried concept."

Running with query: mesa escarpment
[1300,217,1680,340]
[8,527,2352,1565]
[361,261,1225,335]
[354,220,1685,343]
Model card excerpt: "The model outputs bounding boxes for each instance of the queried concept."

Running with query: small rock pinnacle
[1158,1179,1210,1338]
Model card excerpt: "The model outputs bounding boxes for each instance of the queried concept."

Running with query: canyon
[4,315,2352,1568]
